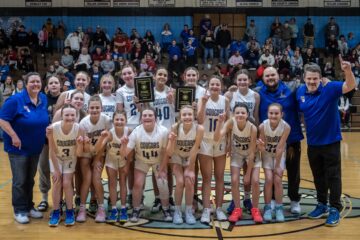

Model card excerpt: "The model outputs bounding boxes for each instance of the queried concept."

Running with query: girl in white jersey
[183,67,206,212]
[99,74,117,119]
[149,67,176,213]
[77,95,112,223]
[214,103,263,223]
[53,90,86,123]
[258,103,290,223]
[55,71,91,111]
[167,105,204,225]
[47,104,85,227]
[120,107,172,223]
[224,69,260,214]
[95,111,131,223]
[197,76,230,223]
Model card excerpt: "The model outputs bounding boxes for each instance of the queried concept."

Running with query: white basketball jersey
[80,113,112,147]
[263,119,286,156]
[128,124,168,164]
[52,121,80,162]
[195,85,206,102]
[203,95,226,139]
[116,85,139,128]
[231,119,252,157]
[174,123,197,158]
[230,89,256,120]
[100,94,117,119]
[105,127,129,164]
[66,89,90,112]
[151,86,175,129]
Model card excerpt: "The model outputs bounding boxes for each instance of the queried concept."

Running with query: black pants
[308,141,342,211]
[286,142,301,202]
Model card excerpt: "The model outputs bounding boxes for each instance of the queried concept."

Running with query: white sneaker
[185,208,196,225]
[200,208,211,224]
[270,200,276,211]
[173,209,183,224]
[215,208,227,221]
[29,208,43,219]
[14,213,30,224]
[290,201,301,214]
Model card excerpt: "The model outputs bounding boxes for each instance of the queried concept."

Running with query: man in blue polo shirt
[257,67,304,215]
[296,56,355,226]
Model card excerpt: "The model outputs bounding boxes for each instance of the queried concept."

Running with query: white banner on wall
[25,0,52,7]
[324,0,351,7]
[148,0,175,7]
[114,0,140,7]
[200,0,227,7]
[271,0,299,7]
[84,0,111,7]
[236,0,262,7]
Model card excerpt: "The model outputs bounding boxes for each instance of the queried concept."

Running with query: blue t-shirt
[296,81,343,146]
[0,90,49,156]
[258,81,304,144]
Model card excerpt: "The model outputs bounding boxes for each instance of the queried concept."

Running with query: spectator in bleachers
[0,29,9,50]
[281,21,293,50]
[13,79,24,95]
[244,43,260,69]
[38,25,48,58]
[1,75,15,102]
[244,19,257,42]
[289,18,299,50]
[131,41,144,65]
[303,18,315,48]
[145,53,157,73]
[100,53,115,74]
[303,47,317,65]
[355,44,360,58]
[65,30,81,60]
[338,95,350,128]
[246,37,260,51]
[74,47,92,71]
[90,64,102,86]
[168,54,185,86]
[44,18,54,55]
[200,14,212,40]
[0,58,10,83]
[168,39,181,59]
[90,25,108,53]
[184,39,197,67]
[27,28,38,52]
[15,25,30,54]
[17,48,34,73]
[185,29,199,48]
[270,17,282,37]
[352,61,360,89]
[55,20,66,53]
[92,46,105,65]
[61,47,74,70]
[202,30,215,64]
[53,60,65,75]
[144,30,155,45]
[216,24,232,64]
[258,49,275,66]
[348,48,358,65]
[338,35,349,57]
[347,32,357,50]
[114,32,131,60]
[81,29,91,50]
[262,37,274,54]
[44,65,56,79]
[325,34,339,62]
[278,53,291,73]
[230,39,247,56]
[256,60,268,80]
[144,43,159,64]
[325,17,340,47]
[323,62,335,79]
[290,50,303,76]
[228,50,244,67]
[161,23,173,51]
[7,46,18,69]
[130,28,142,46]
[180,24,190,44]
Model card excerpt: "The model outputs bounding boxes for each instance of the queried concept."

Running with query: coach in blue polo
[257,67,304,215]
[296,56,355,226]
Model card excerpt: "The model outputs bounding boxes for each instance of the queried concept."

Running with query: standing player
[214,103,262,223]
[77,95,112,223]
[197,76,230,223]
[47,104,85,226]
[297,57,355,226]
[120,107,172,223]
[95,111,131,223]
[167,105,204,224]
[258,103,290,222]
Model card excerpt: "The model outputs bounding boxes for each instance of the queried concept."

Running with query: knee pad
[156,178,169,200]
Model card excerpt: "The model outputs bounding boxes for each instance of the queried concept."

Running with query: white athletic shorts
[170,154,190,167]
[231,152,261,168]
[261,151,286,170]
[50,158,77,174]
[199,138,226,157]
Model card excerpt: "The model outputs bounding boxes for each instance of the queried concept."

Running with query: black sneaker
[126,194,133,209]
[162,208,173,222]
[130,209,141,223]
[37,201,49,212]
[151,198,161,213]
[169,197,175,211]
[89,200,98,214]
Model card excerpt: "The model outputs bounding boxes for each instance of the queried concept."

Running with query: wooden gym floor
[0,132,360,240]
